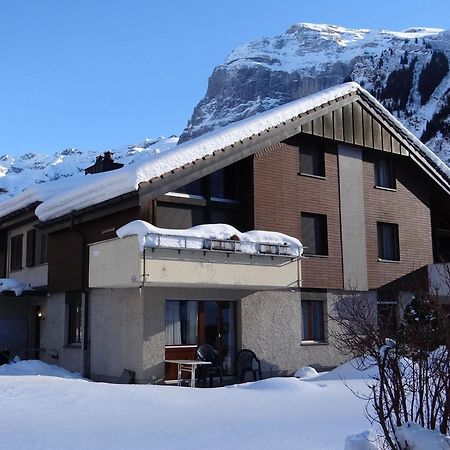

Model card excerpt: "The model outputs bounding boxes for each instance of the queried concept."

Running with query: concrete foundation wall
[81,286,366,383]
[89,288,143,382]
[241,290,346,375]
[40,292,84,373]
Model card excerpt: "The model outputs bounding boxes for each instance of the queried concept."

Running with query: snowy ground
[0,360,377,450]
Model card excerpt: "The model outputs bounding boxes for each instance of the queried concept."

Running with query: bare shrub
[330,290,450,449]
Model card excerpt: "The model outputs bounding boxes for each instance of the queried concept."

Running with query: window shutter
[26,229,36,267]
[10,235,23,271]
[301,215,316,254]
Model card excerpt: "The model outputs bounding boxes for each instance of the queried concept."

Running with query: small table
[165,360,211,387]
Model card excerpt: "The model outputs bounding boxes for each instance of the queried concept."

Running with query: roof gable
[139,86,450,202]
[1,82,449,223]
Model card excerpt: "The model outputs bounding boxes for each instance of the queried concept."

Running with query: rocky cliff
[180,24,450,164]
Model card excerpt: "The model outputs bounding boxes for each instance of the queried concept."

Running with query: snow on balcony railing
[116,221,303,257]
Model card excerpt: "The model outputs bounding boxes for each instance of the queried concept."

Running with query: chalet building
[1,82,450,383]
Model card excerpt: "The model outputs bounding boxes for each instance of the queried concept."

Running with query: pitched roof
[1,82,449,223]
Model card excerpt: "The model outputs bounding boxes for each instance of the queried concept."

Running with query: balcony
[89,234,301,290]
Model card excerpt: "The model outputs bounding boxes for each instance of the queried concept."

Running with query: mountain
[3,23,450,202]
[0,136,178,200]
[180,24,450,165]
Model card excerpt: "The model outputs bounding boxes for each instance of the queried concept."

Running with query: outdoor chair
[236,349,262,382]
[0,348,10,366]
[195,344,224,387]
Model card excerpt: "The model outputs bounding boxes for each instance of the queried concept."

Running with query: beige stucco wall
[240,290,347,375]
[89,236,301,290]
[40,292,84,373]
[89,288,143,382]
[84,286,365,383]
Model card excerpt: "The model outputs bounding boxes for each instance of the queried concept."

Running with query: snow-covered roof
[34,83,360,222]
[1,82,450,222]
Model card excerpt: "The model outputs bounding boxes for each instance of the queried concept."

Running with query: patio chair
[195,344,223,387]
[0,348,10,366]
[236,349,262,382]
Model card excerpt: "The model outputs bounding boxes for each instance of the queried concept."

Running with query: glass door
[165,300,236,379]
[202,301,236,375]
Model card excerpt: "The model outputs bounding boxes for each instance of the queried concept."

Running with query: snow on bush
[396,422,450,450]
[344,430,381,450]
[294,366,318,379]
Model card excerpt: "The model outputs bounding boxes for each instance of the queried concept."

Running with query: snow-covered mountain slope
[180,24,450,164]
[0,136,178,201]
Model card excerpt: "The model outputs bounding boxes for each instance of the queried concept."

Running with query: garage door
[0,318,28,350]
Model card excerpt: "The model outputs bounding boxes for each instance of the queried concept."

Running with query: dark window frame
[26,229,36,268]
[66,292,82,346]
[38,233,48,264]
[301,213,329,256]
[302,300,325,342]
[374,157,396,189]
[173,166,240,202]
[377,222,400,261]
[10,234,23,272]
[299,140,326,178]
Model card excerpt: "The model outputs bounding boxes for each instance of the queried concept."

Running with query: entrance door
[165,300,236,379]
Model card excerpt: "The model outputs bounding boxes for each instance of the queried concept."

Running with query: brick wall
[253,136,344,289]
[362,151,433,289]
[253,134,435,291]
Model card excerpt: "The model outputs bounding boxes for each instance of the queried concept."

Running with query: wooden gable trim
[300,99,408,157]
[299,94,450,195]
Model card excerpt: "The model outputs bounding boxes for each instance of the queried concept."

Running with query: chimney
[84,151,124,175]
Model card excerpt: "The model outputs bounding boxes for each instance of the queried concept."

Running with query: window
[377,291,398,335]
[25,230,48,267]
[301,213,328,256]
[10,234,23,271]
[173,178,206,197]
[378,222,400,261]
[66,292,82,345]
[299,140,325,177]
[210,167,238,200]
[165,300,198,345]
[173,166,239,201]
[375,157,395,189]
[302,301,325,341]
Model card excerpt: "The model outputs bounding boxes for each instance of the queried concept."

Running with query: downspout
[70,215,91,378]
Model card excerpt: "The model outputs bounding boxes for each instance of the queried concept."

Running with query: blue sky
[1,0,449,155]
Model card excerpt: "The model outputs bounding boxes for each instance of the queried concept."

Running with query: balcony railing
[145,234,294,257]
